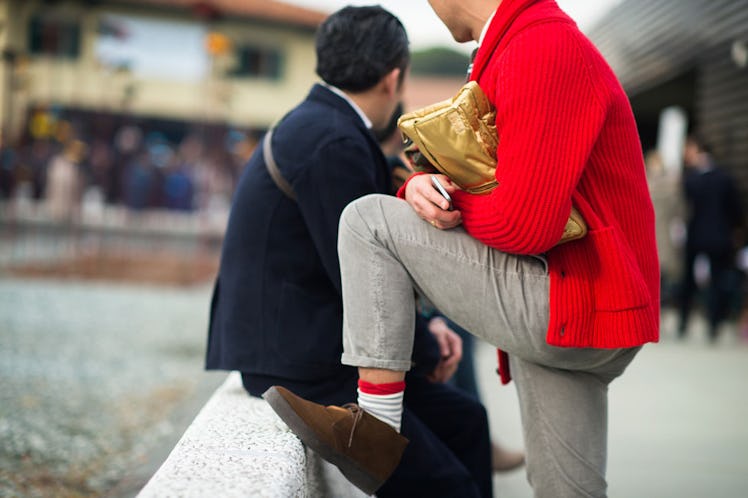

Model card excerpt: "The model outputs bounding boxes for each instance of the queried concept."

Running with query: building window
[231,45,283,80]
[28,15,81,58]
[96,15,208,82]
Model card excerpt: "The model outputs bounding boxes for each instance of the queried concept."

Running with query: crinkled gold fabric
[398,81,586,245]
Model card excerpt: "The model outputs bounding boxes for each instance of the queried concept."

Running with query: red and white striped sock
[357,379,405,433]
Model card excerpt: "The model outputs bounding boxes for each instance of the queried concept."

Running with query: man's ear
[381,67,402,97]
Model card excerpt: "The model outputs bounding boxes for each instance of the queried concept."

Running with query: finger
[451,337,463,363]
[411,180,441,209]
[443,354,461,371]
[404,174,433,205]
[419,179,452,212]
[431,192,453,212]
[432,208,462,225]
[417,205,449,228]
[440,217,463,230]
[441,346,460,366]
[434,363,451,384]
[413,197,439,223]
[409,181,459,228]
[429,212,462,231]
[433,331,450,358]
[443,363,458,382]
[420,192,455,220]
[444,331,463,363]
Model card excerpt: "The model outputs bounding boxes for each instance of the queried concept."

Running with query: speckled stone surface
[137,372,369,498]
[0,278,226,496]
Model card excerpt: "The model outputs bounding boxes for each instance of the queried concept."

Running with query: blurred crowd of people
[645,135,748,341]
[2,107,747,339]
[0,107,257,223]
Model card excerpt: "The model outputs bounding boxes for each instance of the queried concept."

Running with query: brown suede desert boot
[263,385,408,495]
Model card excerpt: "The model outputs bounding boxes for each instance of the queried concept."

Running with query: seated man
[206,6,498,497]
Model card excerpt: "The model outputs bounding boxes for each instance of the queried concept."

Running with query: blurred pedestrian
[677,134,746,341]
[111,124,144,204]
[45,139,87,222]
[0,131,17,200]
[28,139,55,202]
[645,149,685,305]
[122,152,154,211]
[87,138,115,195]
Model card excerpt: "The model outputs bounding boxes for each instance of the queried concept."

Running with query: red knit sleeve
[453,24,608,254]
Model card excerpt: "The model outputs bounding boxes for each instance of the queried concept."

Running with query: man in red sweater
[264,1,660,496]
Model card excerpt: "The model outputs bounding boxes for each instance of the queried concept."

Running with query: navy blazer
[206,84,438,381]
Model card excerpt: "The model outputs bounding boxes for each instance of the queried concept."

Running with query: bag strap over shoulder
[262,129,297,201]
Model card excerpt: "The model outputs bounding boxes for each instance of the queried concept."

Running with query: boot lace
[342,403,364,448]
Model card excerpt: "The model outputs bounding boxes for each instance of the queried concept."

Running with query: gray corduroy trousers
[338,194,640,498]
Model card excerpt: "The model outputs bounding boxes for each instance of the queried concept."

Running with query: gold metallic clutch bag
[398,81,586,245]
[398,81,498,194]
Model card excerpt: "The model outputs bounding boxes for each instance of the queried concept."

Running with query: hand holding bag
[397,81,586,245]
[399,81,498,194]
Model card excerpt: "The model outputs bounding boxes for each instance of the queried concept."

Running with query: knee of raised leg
[340,194,382,233]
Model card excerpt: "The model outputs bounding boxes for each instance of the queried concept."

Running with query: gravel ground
[0,278,225,497]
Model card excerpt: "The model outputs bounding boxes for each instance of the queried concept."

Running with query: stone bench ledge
[137,372,368,498]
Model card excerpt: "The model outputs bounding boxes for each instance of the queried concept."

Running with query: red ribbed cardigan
[399,0,660,382]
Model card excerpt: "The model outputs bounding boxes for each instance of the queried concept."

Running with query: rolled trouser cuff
[341,353,412,372]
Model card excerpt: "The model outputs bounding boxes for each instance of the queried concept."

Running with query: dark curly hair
[315,6,409,92]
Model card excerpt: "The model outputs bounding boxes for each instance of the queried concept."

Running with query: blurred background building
[0,0,324,140]
[0,0,467,238]
[0,0,327,279]
[588,0,748,196]
[586,0,748,316]
[0,0,745,317]
[0,0,325,220]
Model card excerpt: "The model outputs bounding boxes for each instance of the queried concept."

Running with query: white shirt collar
[321,82,373,129]
[478,8,497,47]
